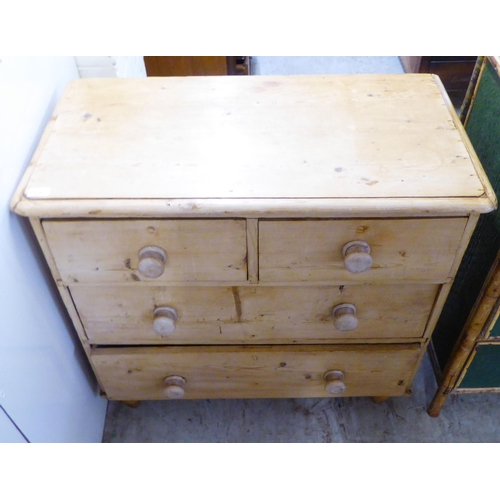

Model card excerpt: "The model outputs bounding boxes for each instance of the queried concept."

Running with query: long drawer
[259,218,468,282]
[42,219,248,283]
[92,344,421,400]
[72,284,439,344]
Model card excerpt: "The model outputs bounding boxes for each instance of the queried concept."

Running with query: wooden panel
[43,219,247,283]
[259,218,468,283]
[72,284,438,344]
[19,75,486,203]
[92,344,421,400]
[13,195,496,219]
[144,56,228,76]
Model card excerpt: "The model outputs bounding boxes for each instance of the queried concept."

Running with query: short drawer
[43,219,247,283]
[91,344,421,400]
[259,218,468,282]
[72,284,438,344]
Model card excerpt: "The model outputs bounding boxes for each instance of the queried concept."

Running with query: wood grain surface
[71,284,438,344]
[43,219,248,283]
[92,344,421,400]
[14,75,491,209]
[259,218,468,282]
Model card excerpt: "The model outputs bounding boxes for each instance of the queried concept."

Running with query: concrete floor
[102,56,500,443]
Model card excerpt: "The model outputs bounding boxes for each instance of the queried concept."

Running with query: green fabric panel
[459,344,500,388]
[489,319,500,338]
[432,60,500,369]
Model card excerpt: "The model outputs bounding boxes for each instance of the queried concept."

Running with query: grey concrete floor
[102,56,500,443]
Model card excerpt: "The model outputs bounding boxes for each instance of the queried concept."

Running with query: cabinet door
[144,56,228,76]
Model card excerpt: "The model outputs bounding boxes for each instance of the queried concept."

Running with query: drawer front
[73,284,438,344]
[92,344,421,400]
[259,218,468,282]
[43,219,247,283]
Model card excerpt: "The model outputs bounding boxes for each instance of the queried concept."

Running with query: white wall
[0,56,109,442]
[75,56,147,78]
[0,408,26,443]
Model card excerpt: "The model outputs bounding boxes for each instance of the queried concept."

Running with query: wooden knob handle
[153,306,178,335]
[332,303,358,331]
[137,246,167,278]
[164,375,186,399]
[323,370,346,395]
[342,240,372,273]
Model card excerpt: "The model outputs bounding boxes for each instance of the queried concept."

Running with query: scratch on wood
[232,286,242,323]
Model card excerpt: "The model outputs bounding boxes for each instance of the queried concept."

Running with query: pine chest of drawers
[11,74,496,402]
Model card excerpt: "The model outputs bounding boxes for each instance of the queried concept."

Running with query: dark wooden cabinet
[144,56,250,77]
[400,56,477,108]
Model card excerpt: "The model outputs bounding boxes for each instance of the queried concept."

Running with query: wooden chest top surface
[12,74,496,217]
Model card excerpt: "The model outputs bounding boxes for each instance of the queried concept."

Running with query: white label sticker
[25,187,51,199]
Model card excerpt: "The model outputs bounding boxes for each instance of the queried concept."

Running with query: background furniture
[144,56,250,76]
[11,74,495,404]
[400,56,477,109]
[428,56,500,416]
